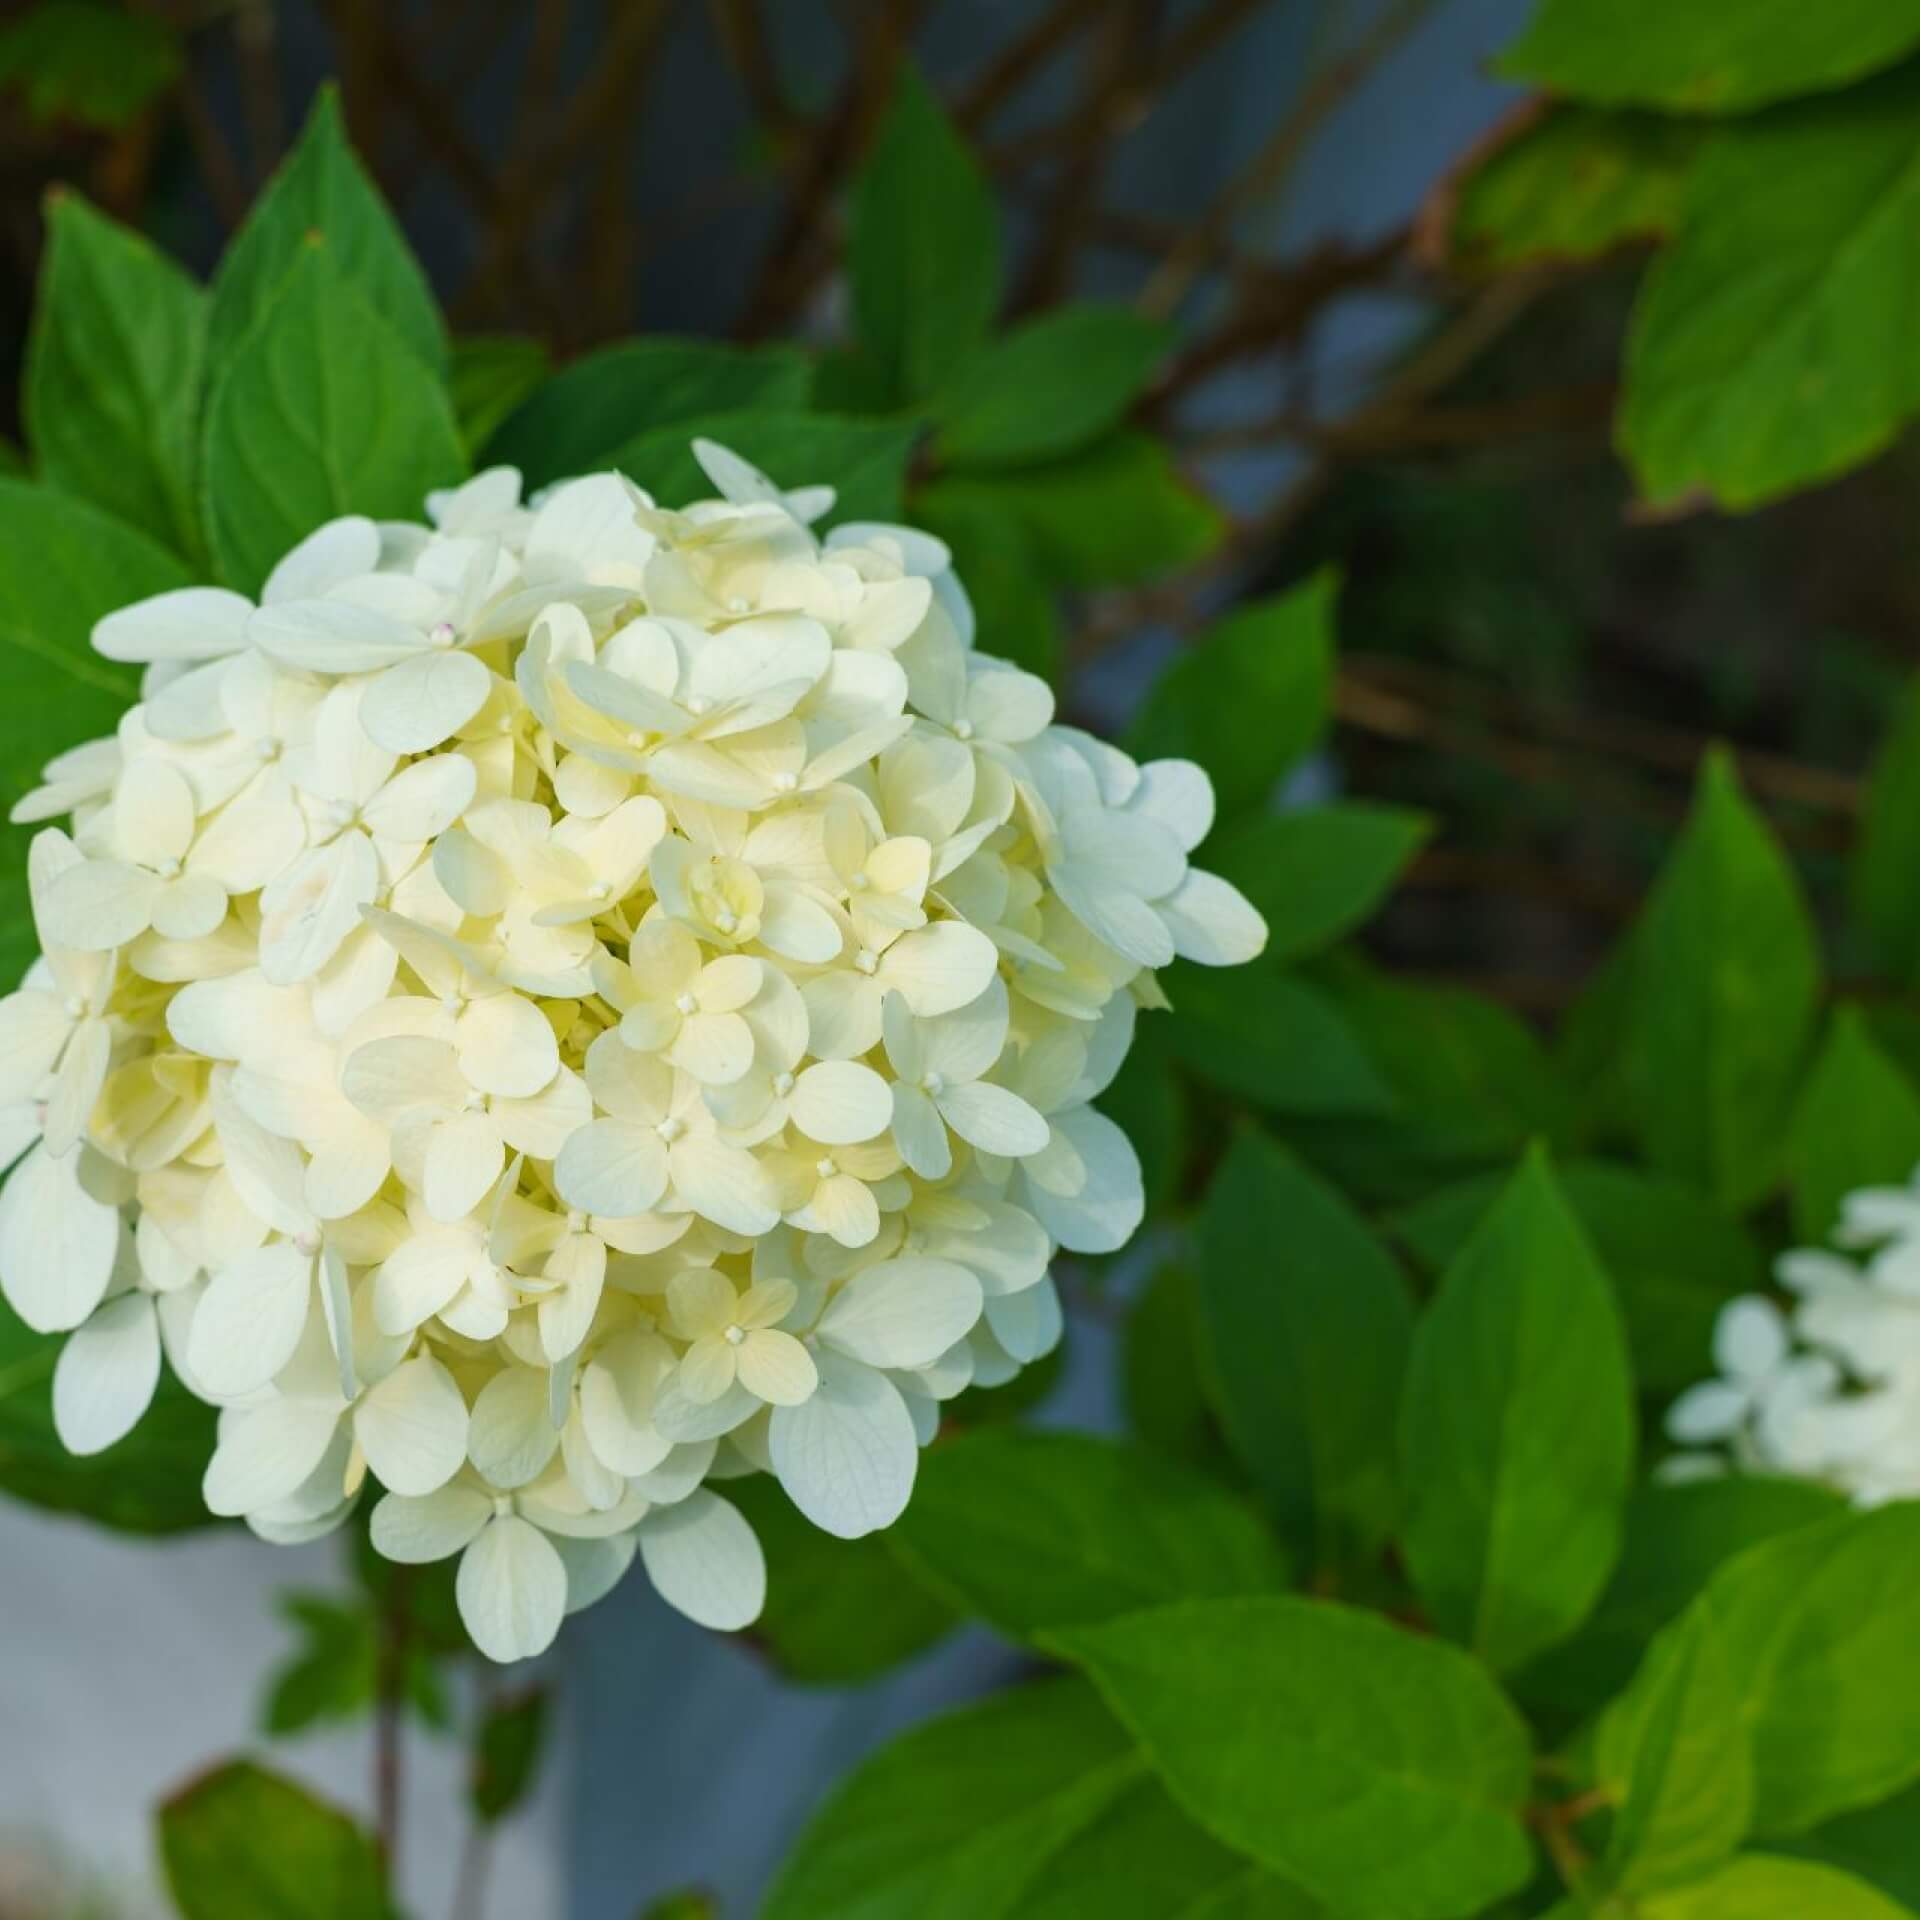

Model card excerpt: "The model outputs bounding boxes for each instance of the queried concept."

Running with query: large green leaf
[202,244,467,596]
[26,190,206,560]
[888,1427,1286,1641]
[1593,1607,1752,1894]
[1854,674,1920,986]
[1129,573,1336,823]
[1641,1856,1918,1920]
[1165,963,1396,1115]
[761,1677,1142,1920]
[1393,1158,1761,1394]
[1400,1149,1635,1672]
[0,480,185,976]
[725,1474,956,1685]
[1501,0,1920,112]
[1448,106,1697,271]
[1018,1780,1321,1920]
[1516,1477,1844,1725]
[1618,750,1819,1208]
[1683,1503,1920,1833]
[1197,1133,1411,1571]
[1210,805,1429,961]
[1046,1597,1534,1920]
[911,488,1062,682]
[933,303,1171,469]
[610,411,919,527]
[1621,66,1920,510]
[158,1761,391,1919]
[1787,1008,1920,1242]
[1122,1265,1235,1480]
[448,335,552,457]
[470,1687,549,1824]
[922,432,1222,591]
[1782,1786,1920,1907]
[208,85,442,375]
[849,61,1000,407]
[483,338,809,486]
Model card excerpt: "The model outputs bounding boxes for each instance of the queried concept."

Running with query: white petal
[188,1243,313,1397]
[457,993,559,1099]
[1666,1379,1751,1445]
[1025,1107,1143,1255]
[52,1293,159,1455]
[938,1081,1050,1157]
[250,598,428,672]
[879,921,999,1017]
[468,1365,561,1488]
[260,835,380,984]
[94,587,252,663]
[789,1060,893,1145]
[361,754,478,844]
[1158,868,1267,966]
[263,515,380,604]
[818,1257,983,1369]
[356,1354,469,1496]
[554,1119,669,1219]
[984,1274,1064,1362]
[202,1399,343,1517]
[370,1483,492,1562]
[637,1489,765,1630]
[458,1514,568,1662]
[553,1530,639,1614]
[0,990,70,1106]
[1131,759,1215,852]
[768,1349,917,1539]
[374,1232,473,1335]
[669,1136,779,1236]
[889,1080,951,1181]
[0,1145,122,1333]
[425,1112,507,1223]
[39,859,160,951]
[361,651,493,754]
[1717,1296,1788,1382]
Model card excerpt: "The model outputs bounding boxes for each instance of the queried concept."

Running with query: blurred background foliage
[12,1,1920,1917]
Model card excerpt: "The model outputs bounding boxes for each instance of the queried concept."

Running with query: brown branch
[954,0,1110,132]
[175,66,250,229]
[1141,0,1440,319]
[707,0,800,140]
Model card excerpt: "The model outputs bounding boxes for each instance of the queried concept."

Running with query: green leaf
[724,1474,956,1684]
[0,480,186,978]
[1619,750,1819,1208]
[1130,573,1337,823]
[1196,1133,1412,1570]
[1018,1779,1321,1920]
[1640,1855,1919,1920]
[1165,963,1396,1115]
[1393,1158,1762,1394]
[1297,958,1574,1203]
[1781,1785,1920,1907]
[0,1285,217,1532]
[448,335,552,457]
[1516,1477,1844,1725]
[158,1761,390,1919]
[888,1428,1286,1642]
[1594,1607,1752,1894]
[1685,1503,1920,1832]
[483,338,809,486]
[471,1688,548,1824]
[1448,105,1697,270]
[261,1596,377,1735]
[1853,674,1920,985]
[1211,805,1430,962]
[202,244,467,596]
[1123,1265,1236,1479]
[1621,66,1920,510]
[1400,1148,1635,1672]
[610,410,919,527]
[932,303,1171,468]
[0,1,181,129]
[1046,1596,1533,1920]
[1787,1008,1920,1242]
[1500,0,1920,112]
[1099,1009,1187,1218]
[910,488,1062,682]
[849,61,1000,407]
[638,1893,718,1920]
[27,190,206,560]
[761,1676,1142,1920]
[209,86,443,377]
[925,431,1223,590]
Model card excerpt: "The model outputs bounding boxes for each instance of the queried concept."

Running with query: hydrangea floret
[1667,1169,1920,1503]
[0,443,1266,1660]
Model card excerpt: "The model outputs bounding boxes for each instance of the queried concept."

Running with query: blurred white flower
[0,446,1267,1658]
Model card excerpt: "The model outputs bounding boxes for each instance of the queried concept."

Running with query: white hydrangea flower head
[1665,1168,1920,1504]
[0,442,1267,1662]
